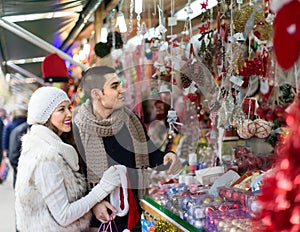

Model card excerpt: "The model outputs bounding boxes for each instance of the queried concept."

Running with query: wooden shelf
[223,136,240,141]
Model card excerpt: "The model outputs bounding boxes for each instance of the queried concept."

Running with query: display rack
[140,197,202,232]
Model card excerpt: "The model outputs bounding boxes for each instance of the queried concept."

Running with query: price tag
[230,75,244,87]
[168,17,177,26]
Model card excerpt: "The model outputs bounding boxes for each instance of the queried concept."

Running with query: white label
[230,75,244,87]
[260,78,269,94]
[168,17,177,26]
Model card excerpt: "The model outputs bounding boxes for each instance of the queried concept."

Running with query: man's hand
[163,152,182,175]
[92,200,117,223]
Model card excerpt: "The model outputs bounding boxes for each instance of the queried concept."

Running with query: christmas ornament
[242,98,256,119]
[180,60,216,104]
[233,5,264,33]
[154,219,180,232]
[253,20,273,41]
[106,31,124,49]
[265,110,276,122]
[254,119,272,138]
[272,0,300,70]
[94,42,111,58]
[42,53,69,83]
[274,105,285,118]
[238,58,263,77]
[167,109,183,133]
[229,104,246,127]
[237,119,256,139]
[254,96,300,231]
[180,72,192,89]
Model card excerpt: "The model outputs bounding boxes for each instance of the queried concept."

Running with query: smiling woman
[14,86,122,232]
[47,101,72,136]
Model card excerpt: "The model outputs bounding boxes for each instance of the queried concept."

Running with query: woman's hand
[92,200,117,223]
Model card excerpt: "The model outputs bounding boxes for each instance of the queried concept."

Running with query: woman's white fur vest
[15,125,91,232]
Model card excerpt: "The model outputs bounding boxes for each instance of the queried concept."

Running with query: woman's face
[49,101,72,136]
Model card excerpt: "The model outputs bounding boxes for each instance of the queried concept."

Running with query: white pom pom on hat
[27,86,70,125]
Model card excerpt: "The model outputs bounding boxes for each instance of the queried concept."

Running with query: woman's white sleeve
[35,161,106,227]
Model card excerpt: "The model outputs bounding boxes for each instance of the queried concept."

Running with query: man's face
[100,73,126,110]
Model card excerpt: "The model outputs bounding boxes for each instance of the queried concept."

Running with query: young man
[73,66,181,232]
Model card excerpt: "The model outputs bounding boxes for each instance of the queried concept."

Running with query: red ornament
[239,58,264,77]
[253,97,300,231]
[274,105,284,117]
[187,93,198,102]
[273,0,300,70]
[200,0,208,9]
[42,53,69,83]
[256,105,267,118]
[265,110,275,122]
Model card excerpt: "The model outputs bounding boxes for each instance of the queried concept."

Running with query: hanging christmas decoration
[233,5,264,33]
[237,119,256,139]
[42,53,69,83]
[180,60,217,105]
[200,0,208,10]
[135,0,143,36]
[254,118,272,138]
[157,5,167,34]
[252,20,273,41]
[254,96,300,231]
[272,0,300,70]
[238,58,264,77]
[166,109,183,133]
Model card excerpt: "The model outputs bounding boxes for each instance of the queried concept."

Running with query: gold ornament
[253,20,273,41]
[226,43,247,77]
[154,219,180,232]
[233,6,265,33]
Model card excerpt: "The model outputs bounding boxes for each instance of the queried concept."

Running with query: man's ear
[91,89,102,99]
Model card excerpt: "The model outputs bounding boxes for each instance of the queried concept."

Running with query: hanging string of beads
[135,0,143,36]
[128,0,134,34]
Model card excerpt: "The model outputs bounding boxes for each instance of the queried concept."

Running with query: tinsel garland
[253,97,300,231]
[238,58,264,78]
[233,5,265,33]
[154,219,180,232]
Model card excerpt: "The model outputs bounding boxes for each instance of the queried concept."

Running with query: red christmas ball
[256,105,267,118]
[218,188,226,198]
[274,105,284,117]
[187,93,198,102]
[218,204,229,211]
[265,110,275,121]
[232,191,240,202]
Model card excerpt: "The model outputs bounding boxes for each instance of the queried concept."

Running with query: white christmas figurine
[167,109,183,132]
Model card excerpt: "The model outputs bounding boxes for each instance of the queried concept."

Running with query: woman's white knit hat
[27,86,70,125]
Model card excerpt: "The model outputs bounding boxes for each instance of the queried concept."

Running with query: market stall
[93,0,299,231]
[1,0,300,231]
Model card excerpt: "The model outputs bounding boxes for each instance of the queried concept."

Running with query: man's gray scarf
[74,100,150,195]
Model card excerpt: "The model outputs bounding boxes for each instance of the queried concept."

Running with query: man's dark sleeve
[72,122,87,178]
[135,115,170,171]
[148,137,171,171]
